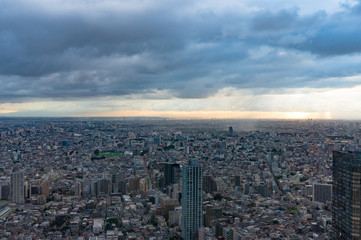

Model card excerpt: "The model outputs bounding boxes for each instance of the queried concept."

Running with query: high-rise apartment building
[182,159,203,240]
[332,150,361,240]
[10,172,24,203]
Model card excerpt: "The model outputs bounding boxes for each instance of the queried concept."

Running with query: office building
[163,163,181,187]
[1,184,10,200]
[129,176,141,192]
[118,181,127,194]
[182,159,203,240]
[204,204,222,227]
[332,151,361,239]
[301,185,313,197]
[10,172,24,203]
[203,175,217,193]
[97,179,110,196]
[229,126,233,136]
[41,180,50,197]
[313,184,332,204]
[112,173,124,193]
[160,195,179,217]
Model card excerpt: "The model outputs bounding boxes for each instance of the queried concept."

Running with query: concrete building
[41,180,50,197]
[93,219,104,234]
[182,159,203,240]
[10,172,24,204]
[203,175,217,194]
[313,184,332,204]
[204,205,222,227]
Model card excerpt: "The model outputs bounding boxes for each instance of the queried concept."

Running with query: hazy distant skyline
[1,0,361,119]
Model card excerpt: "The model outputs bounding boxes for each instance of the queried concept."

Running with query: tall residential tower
[182,159,203,240]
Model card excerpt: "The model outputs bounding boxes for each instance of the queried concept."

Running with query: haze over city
[1,0,361,119]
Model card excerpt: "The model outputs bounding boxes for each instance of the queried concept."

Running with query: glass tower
[182,159,203,240]
[163,163,181,187]
[333,150,361,240]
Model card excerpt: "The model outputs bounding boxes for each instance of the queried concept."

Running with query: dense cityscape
[3,0,361,239]
[0,118,360,239]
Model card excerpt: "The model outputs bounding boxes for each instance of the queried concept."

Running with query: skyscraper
[10,172,24,203]
[332,150,361,240]
[182,159,203,240]
[228,126,233,136]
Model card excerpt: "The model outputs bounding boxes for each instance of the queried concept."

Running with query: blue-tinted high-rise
[182,159,203,240]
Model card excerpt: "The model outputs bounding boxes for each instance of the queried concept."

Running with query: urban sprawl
[0,118,360,240]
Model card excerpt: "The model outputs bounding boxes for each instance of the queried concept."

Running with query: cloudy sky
[1,0,361,119]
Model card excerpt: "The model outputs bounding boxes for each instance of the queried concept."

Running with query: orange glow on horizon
[0,110,18,114]
[75,110,328,119]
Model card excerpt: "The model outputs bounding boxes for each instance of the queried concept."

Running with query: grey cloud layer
[1,0,361,102]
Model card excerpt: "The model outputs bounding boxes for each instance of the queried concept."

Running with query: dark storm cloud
[249,1,361,56]
[1,0,361,102]
[303,14,361,55]
[251,9,300,32]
